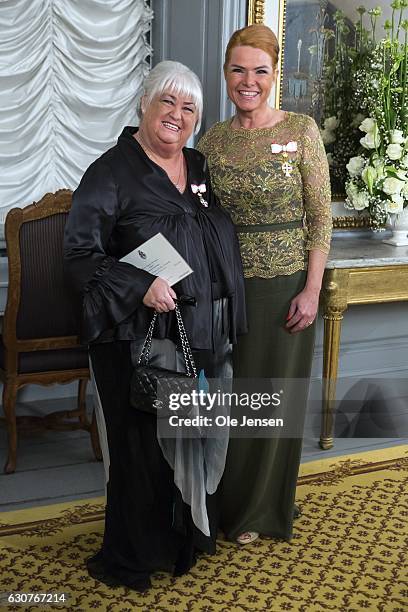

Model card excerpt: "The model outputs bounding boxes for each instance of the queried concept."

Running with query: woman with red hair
[198,24,332,545]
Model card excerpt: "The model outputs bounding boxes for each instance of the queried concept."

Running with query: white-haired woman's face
[141,89,197,150]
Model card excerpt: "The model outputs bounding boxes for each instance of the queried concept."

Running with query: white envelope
[120,232,193,286]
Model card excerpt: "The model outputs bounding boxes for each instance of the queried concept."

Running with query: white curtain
[0,0,152,223]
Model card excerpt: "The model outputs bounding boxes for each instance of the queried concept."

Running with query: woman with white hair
[64,60,246,591]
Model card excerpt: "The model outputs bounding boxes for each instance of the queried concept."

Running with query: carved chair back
[2,189,83,374]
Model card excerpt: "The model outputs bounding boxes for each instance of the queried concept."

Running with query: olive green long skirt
[220,271,316,541]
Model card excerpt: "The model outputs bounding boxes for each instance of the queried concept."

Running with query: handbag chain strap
[174,303,197,377]
[138,304,197,378]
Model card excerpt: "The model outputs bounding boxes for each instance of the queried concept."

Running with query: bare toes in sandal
[236,531,260,545]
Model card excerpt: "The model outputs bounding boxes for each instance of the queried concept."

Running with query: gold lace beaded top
[197,112,332,278]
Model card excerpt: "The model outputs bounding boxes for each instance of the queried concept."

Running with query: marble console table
[319,235,408,449]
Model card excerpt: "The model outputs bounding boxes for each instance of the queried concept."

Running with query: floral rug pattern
[0,446,407,611]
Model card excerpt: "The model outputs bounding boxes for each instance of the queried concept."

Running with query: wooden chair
[0,190,101,473]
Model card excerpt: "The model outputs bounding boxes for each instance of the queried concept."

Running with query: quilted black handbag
[130,304,197,419]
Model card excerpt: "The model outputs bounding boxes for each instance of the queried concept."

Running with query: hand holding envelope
[120,233,193,287]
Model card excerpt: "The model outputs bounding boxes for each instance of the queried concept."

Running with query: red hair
[224,24,279,72]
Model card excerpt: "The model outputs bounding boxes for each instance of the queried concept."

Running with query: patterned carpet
[0,446,407,612]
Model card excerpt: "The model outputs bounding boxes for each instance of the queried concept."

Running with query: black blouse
[63,127,247,350]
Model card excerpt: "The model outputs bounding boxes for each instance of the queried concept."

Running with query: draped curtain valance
[0,0,152,223]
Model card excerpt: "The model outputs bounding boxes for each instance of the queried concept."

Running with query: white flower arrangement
[345,117,408,219]
[343,1,408,228]
[321,117,339,146]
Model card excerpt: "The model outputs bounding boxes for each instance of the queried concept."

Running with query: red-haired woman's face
[225,46,277,114]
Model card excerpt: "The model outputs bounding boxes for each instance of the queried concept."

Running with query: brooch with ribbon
[191,183,208,207]
[271,141,298,177]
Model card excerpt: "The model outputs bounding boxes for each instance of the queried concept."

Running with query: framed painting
[247,0,387,228]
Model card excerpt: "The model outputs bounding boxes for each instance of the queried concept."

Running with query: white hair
[138,60,203,134]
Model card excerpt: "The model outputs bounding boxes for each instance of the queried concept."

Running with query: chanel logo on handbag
[130,304,198,419]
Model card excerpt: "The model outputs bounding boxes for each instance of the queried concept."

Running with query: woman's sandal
[294,504,301,519]
[236,531,260,545]
[236,506,300,545]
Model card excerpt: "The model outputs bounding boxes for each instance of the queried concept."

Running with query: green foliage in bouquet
[321,8,373,194]
[321,1,408,227]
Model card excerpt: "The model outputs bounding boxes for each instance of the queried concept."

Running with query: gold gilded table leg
[319,272,349,450]
[320,313,343,449]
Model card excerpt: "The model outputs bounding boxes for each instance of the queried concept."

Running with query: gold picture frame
[247,0,266,25]
[247,0,284,111]
[247,0,368,229]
